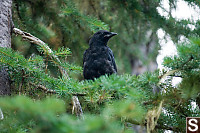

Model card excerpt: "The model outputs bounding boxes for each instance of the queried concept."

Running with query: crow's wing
[83,49,88,66]
[108,47,117,73]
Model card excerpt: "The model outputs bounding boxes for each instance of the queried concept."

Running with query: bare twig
[29,82,57,94]
[30,82,86,96]
[72,96,83,118]
[13,28,69,79]
[0,108,3,120]
[146,100,163,133]
[13,28,83,118]
[158,55,194,84]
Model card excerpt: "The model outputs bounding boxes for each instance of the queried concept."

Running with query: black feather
[83,30,117,80]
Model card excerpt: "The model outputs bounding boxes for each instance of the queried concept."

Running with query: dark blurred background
[12,0,200,78]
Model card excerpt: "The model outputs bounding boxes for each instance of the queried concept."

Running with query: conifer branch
[30,82,86,96]
[13,28,69,79]
[13,28,83,118]
[30,82,57,94]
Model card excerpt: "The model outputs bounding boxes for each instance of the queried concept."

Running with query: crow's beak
[104,32,118,38]
[110,32,118,36]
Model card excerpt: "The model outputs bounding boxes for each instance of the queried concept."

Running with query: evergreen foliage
[1,38,200,132]
[163,38,200,100]
[0,0,199,132]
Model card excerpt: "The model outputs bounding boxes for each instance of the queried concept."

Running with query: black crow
[83,30,117,80]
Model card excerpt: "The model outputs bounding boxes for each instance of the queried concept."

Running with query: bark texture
[0,0,13,95]
[0,68,11,95]
[131,31,158,75]
[0,0,13,48]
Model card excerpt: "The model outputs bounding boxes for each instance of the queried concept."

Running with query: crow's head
[89,30,117,46]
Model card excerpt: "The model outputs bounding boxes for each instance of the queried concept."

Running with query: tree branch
[29,82,57,94]
[0,108,3,120]
[72,96,84,118]
[13,28,69,79]
[30,82,86,96]
[13,28,84,118]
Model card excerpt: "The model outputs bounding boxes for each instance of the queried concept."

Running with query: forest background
[0,0,200,132]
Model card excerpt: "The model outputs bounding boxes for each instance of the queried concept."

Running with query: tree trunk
[0,0,13,95]
[131,31,158,75]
